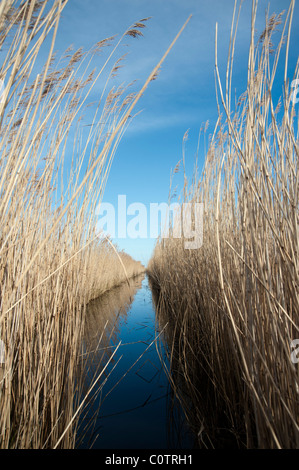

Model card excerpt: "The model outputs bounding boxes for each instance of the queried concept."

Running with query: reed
[148,0,299,449]
[0,0,189,448]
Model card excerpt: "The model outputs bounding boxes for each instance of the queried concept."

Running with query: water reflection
[149,279,199,447]
[150,278,242,449]
[82,275,144,380]
[77,275,195,449]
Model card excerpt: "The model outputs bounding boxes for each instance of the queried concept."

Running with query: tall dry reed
[148,0,299,449]
[0,0,190,448]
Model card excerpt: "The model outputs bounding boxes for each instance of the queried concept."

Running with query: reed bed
[82,238,145,302]
[148,0,299,449]
[0,0,190,449]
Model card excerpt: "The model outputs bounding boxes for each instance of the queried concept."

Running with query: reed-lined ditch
[1,0,298,450]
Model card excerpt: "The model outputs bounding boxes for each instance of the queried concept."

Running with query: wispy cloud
[124,107,210,135]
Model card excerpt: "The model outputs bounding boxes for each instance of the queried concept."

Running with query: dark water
[77,274,196,449]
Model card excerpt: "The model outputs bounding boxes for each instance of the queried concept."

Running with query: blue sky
[53,0,299,265]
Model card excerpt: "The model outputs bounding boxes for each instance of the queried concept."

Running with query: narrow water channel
[77,274,196,449]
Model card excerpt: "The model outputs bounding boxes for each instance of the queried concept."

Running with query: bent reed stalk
[0,0,190,448]
[148,0,299,449]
